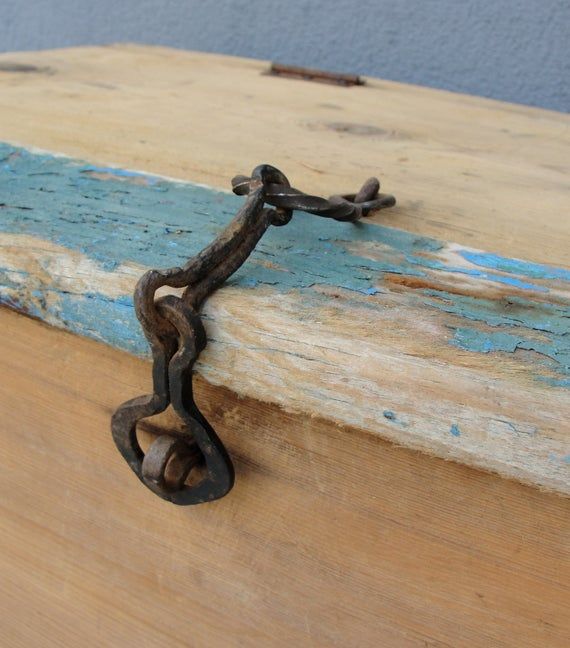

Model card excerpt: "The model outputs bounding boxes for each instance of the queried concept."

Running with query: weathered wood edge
[1,143,569,494]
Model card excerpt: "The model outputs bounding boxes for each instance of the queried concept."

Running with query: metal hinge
[267,62,364,87]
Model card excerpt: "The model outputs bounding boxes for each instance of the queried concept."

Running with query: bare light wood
[1,307,569,648]
[0,44,568,267]
[1,45,569,647]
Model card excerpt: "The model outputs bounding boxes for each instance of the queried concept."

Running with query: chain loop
[112,166,395,504]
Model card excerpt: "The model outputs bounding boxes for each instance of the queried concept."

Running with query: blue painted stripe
[460,250,570,283]
[1,142,569,388]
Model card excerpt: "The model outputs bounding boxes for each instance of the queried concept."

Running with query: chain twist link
[112,165,395,504]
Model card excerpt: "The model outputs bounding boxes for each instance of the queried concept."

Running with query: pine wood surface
[0,45,569,647]
[0,44,568,266]
[1,308,569,648]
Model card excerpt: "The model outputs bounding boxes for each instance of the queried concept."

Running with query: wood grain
[1,143,569,493]
[1,47,569,646]
[0,44,568,267]
[1,307,569,648]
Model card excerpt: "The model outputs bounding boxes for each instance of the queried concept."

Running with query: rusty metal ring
[232,171,395,222]
[112,165,395,505]
[142,435,201,492]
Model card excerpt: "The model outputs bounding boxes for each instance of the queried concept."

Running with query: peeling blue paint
[81,165,161,185]
[408,255,549,291]
[1,143,569,390]
[0,143,438,289]
[426,290,570,386]
[450,423,461,437]
[459,250,570,283]
[424,292,569,335]
[59,292,147,355]
[450,327,569,373]
[549,452,570,464]
[240,278,259,289]
[452,328,521,354]
[481,274,548,293]
[381,410,409,427]
[342,285,383,296]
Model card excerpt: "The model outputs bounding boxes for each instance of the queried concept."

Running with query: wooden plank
[1,142,569,493]
[1,307,569,648]
[0,44,568,268]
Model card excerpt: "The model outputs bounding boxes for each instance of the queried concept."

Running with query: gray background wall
[1,0,568,112]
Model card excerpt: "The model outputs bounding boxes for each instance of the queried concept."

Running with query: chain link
[111,165,395,505]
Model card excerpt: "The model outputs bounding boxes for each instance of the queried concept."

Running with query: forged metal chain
[112,164,395,505]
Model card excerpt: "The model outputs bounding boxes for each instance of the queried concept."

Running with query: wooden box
[0,45,569,647]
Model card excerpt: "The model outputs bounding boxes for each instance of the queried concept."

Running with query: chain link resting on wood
[111,165,396,505]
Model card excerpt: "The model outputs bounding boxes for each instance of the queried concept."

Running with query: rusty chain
[112,164,395,505]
